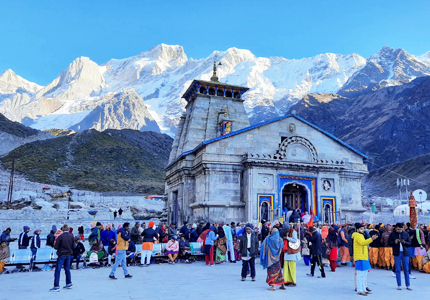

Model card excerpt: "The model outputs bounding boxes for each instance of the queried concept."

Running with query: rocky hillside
[0,113,54,155]
[362,152,430,197]
[1,129,173,193]
[289,76,430,170]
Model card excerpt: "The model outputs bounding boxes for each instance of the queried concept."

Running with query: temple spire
[210,61,220,82]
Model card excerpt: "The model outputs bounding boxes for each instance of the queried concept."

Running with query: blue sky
[1,0,430,85]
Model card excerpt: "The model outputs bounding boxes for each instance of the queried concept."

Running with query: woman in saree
[260,228,287,291]
[215,224,227,264]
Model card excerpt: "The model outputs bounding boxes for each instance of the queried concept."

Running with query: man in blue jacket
[388,223,412,290]
[19,226,31,249]
[1,228,17,245]
[180,221,190,240]
[101,224,116,267]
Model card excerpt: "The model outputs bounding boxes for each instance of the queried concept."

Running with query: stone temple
[165,64,368,224]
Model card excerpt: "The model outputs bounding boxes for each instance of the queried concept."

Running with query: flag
[307,207,314,227]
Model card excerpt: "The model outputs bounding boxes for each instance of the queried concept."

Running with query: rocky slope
[0,113,54,155]
[362,152,430,197]
[289,76,430,170]
[0,129,173,193]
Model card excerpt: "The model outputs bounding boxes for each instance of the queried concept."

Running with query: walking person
[140,221,157,266]
[50,224,75,292]
[118,208,123,218]
[260,227,286,291]
[239,225,258,281]
[327,227,338,272]
[282,223,301,286]
[388,223,412,290]
[109,222,133,280]
[352,223,378,296]
[113,210,117,220]
[204,226,218,266]
[306,226,325,278]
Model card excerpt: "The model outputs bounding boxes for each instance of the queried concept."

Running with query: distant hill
[1,129,173,193]
[0,113,54,155]
[362,152,430,197]
[289,76,430,170]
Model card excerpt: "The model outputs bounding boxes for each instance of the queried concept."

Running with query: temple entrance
[281,183,308,213]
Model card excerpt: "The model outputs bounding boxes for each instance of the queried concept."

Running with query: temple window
[209,88,215,95]
[225,90,232,97]
[200,87,207,94]
[217,89,224,96]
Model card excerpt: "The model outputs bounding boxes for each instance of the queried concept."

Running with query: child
[0,241,10,273]
[72,236,86,269]
[233,235,241,261]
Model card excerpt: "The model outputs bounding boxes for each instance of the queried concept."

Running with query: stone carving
[323,180,331,191]
[288,123,296,133]
[275,136,318,162]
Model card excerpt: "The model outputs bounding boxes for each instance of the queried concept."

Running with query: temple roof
[165,114,368,170]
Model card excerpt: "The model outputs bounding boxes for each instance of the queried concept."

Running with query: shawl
[200,229,209,241]
[260,229,283,270]
[54,229,63,244]
[0,245,10,261]
[321,226,328,239]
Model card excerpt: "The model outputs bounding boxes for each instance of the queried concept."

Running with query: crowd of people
[1,218,430,294]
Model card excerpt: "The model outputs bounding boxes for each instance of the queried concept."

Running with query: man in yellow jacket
[109,222,133,280]
[352,223,378,296]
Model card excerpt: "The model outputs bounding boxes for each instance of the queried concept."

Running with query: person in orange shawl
[321,226,329,266]
[339,224,350,265]
[423,248,430,273]
[368,224,381,268]
[381,224,394,270]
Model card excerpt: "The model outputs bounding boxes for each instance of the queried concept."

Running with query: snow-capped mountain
[0,69,42,94]
[339,46,430,97]
[70,88,159,132]
[1,44,430,135]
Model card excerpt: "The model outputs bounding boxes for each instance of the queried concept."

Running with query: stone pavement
[0,260,428,300]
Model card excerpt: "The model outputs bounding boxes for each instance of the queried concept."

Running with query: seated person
[166,236,179,264]
[179,236,191,263]
[87,239,105,264]
[0,241,10,274]
[71,236,86,269]
[423,249,430,273]
[126,240,136,266]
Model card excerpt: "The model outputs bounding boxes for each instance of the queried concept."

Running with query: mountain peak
[0,69,42,94]
[140,44,187,62]
[369,46,407,61]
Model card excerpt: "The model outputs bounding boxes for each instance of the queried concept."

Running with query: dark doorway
[281,183,308,213]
